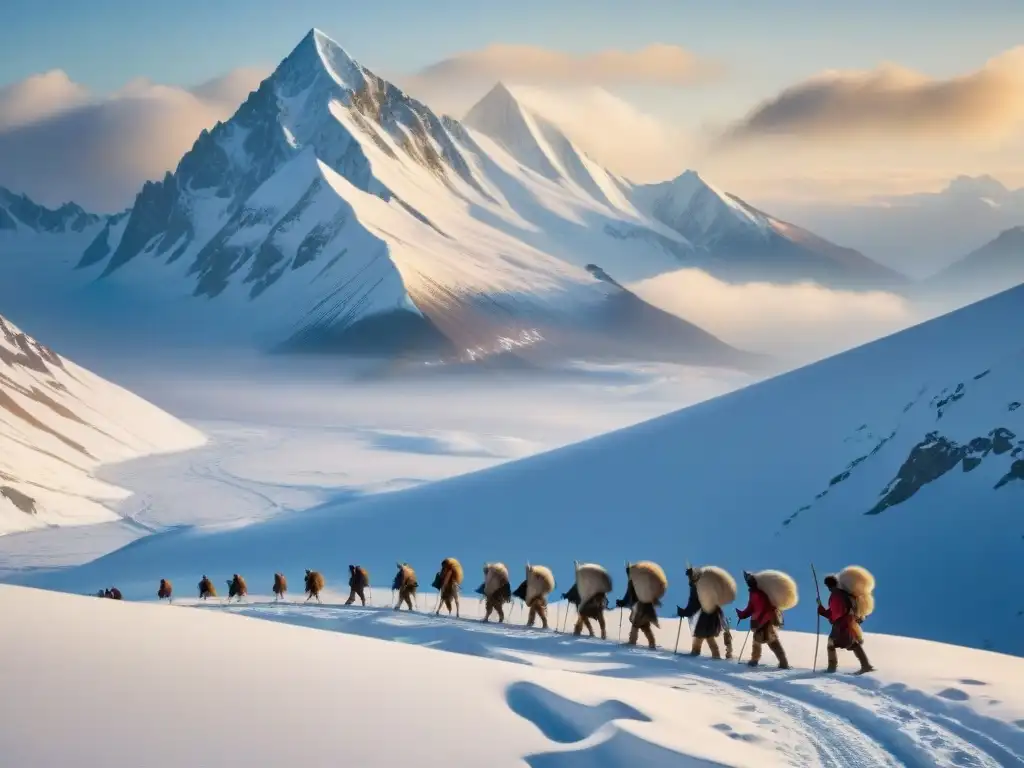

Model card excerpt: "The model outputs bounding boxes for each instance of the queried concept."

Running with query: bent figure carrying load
[570,562,612,639]
[617,561,666,649]
[677,565,736,659]
[736,569,796,669]
[346,565,370,606]
[435,557,463,618]
[818,565,875,675]
[480,562,510,622]
[393,563,417,611]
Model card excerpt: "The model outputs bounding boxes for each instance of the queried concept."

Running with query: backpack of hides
[525,564,555,603]
[693,565,738,613]
[483,563,509,596]
[574,563,612,606]
[628,561,667,605]
[752,570,799,612]
[837,564,875,619]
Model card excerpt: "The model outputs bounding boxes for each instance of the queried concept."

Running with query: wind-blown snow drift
[0,314,205,534]
[22,283,1024,653]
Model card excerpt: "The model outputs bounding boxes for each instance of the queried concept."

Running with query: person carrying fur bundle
[571,562,612,639]
[392,563,417,611]
[616,561,666,649]
[157,579,173,602]
[436,557,463,618]
[677,565,736,659]
[480,562,510,622]
[736,570,797,669]
[99,587,123,600]
[273,573,287,601]
[304,569,325,604]
[818,565,875,674]
[522,564,555,629]
[346,564,370,606]
[227,573,247,602]
[198,575,216,600]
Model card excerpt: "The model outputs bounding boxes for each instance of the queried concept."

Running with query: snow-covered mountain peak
[0,186,103,235]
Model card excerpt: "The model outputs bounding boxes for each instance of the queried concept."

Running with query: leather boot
[825,646,838,673]
[641,625,657,649]
[723,630,734,660]
[852,643,875,674]
[707,637,721,660]
[690,637,703,656]
[747,641,762,667]
[626,625,639,646]
[769,640,791,669]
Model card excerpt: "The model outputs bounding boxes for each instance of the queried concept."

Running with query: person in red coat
[818,575,874,674]
[735,571,789,669]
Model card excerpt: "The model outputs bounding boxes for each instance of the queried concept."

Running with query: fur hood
[442,558,464,585]
[691,565,737,613]
[574,562,612,606]
[483,562,509,596]
[525,564,555,603]
[837,564,875,619]
[628,561,667,605]
[750,570,798,611]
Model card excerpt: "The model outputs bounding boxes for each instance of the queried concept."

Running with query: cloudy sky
[1,0,1023,227]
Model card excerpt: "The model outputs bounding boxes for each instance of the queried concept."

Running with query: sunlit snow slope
[27,284,1024,653]
[0,315,205,535]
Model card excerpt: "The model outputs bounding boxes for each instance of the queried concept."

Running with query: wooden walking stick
[811,563,822,672]
[617,606,624,641]
[736,621,751,663]
[673,618,684,655]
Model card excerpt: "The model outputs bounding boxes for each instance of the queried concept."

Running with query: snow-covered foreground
[0,314,205,535]
[0,356,751,572]
[3,584,1022,767]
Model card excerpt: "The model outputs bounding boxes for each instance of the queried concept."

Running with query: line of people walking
[138,559,876,674]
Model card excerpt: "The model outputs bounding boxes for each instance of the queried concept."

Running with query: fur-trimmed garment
[304,570,325,601]
[483,563,509,597]
[748,570,798,611]
[273,573,287,598]
[627,561,667,605]
[574,562,612,607]
[836,565,875,619]
[441,558,464,588]
[198,576,216,599]
[678,565,737,639]
[348,565,369,590]
[227,574,247,600]
[157,579,172,600]
[393,563,418,610]
[524,564,555,604]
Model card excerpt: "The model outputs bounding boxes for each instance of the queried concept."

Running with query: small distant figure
[198,575,216,600]
[617,561,667,649]
[523,563,555,629]
[157,579,173,603]
[736,569,797,669]
[571,561,612,639]
[345,565,370,606]
[393,563,418,611]
[677,565,737,660]
[97,587,123,600]
[227,573,247,602]
[273,572,288,601]
[304,569,325,603]
[818,565,876,675]
[435,557,463,618]
[480,562,510,623]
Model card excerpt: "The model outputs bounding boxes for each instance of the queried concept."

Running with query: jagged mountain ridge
[6,29,892,364]
[0,186,103,235]
[0,313,204,535]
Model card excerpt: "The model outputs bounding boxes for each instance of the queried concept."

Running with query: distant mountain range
[919,226,1024,303]
[2,29,909,366]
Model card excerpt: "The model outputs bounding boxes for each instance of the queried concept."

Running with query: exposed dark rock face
[0,186,100,233]
[995,460,1024,489]
[0,486,37,515]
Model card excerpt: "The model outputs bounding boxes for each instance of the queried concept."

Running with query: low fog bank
[627,269,955,365]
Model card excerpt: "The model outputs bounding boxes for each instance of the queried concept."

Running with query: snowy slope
[2,585,1021,767]
[920,226,1024,303]
[23,283,1024,654]
[630,171,907,289]
[0,314,205,535]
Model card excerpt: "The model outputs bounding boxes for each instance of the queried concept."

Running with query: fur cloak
[693,566,737,613]
[198,576,216,598]
[228,574,247,599]
[483,563,509,597]
[751,570,798,611]
[628,561,667,605]
[158,579,172,599]
[394,563,417,591]
[442,557,464,586]
[349,565,369,589]
[304,569,325,597]
[525,564,555,604]
[273,573,287,595]
[574,562,612,607]
[837,565,875,619]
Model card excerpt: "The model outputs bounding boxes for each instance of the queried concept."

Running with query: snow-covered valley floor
[4,584,1022,767]
[0,357,752,573]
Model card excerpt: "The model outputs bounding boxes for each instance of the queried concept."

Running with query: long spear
[811,563,822,672]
